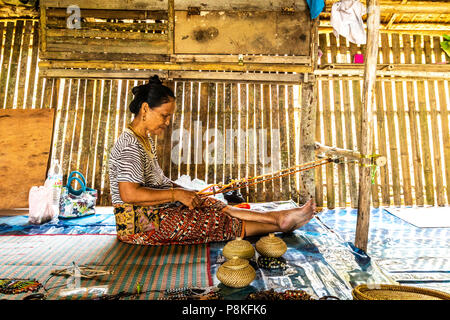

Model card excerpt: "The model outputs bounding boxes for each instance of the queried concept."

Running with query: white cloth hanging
[330,0,367,45]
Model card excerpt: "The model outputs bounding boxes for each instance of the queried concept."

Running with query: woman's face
[142,98,176,136]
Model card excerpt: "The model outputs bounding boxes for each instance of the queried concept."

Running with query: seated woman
[108,75,316,246]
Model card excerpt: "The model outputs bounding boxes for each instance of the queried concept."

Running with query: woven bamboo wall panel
[48,79,303,205]
[316,32,450,208]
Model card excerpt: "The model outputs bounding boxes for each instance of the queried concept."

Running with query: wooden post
[298,17,319,205]
[355,0,381,252]
[168,0,175,55]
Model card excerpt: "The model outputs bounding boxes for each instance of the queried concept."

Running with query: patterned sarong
[113,197,244,245]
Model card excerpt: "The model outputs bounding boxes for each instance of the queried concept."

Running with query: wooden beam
[39,68,304,83]
[38,60,313,73]
[39,5,47,52]
[355,0,380,252]
[46,28,168,41]
[41,0,308,11]
[319,27,449,36]
[173,54,311,65]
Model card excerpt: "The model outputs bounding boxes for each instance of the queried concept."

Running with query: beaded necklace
[126,123,155,159]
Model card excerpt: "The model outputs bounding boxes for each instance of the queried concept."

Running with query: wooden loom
[197,147,387,199]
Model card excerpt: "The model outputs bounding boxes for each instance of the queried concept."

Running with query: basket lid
[353,284,450,300]
[221,256,250,270]
[224,237,253,250]
[257,233,287,247]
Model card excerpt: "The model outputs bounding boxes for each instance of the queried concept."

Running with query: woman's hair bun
[128,74,175,115]
[148,75,162,86]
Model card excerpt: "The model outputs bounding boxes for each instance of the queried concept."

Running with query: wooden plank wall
[1,20,448,208]
[317,32,450,208]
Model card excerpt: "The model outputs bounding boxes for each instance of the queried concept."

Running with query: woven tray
[352,284,450,300]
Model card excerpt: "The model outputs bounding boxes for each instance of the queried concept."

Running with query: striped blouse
[108,128,173,205]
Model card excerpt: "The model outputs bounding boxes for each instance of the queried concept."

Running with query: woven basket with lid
[255,233,287,258]
[352,284,450,300]
[217,256,256,288]
[222,237,255,260]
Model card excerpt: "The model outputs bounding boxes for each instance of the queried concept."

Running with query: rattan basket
[223,237,255,260]
[352,284,450,300]
[255,233,287,258]
[217,256,256,288]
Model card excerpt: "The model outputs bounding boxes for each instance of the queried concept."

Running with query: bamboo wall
[1,19,449,208]
[316,33,450,208]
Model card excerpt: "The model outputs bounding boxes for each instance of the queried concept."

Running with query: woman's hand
[174,189,203,210]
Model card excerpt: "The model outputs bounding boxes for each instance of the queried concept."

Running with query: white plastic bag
[28,185,56,224]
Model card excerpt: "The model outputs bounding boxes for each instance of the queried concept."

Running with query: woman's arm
[118,182,202,209]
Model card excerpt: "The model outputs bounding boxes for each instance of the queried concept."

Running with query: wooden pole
[298,18,319,205]
[355,0,380,252]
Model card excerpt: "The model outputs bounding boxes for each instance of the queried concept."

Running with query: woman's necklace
[127,123,155,159]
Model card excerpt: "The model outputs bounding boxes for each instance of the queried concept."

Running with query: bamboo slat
[262,84,273,201]
[5,20,24,109]
[216,83,225,186]
[179,81,192,177]
[424,36,445,206]
[391,34,413,206]
[414,35,435,206]
[322,79,335,209]
[87,80,102,188]
[278,85,290,200]
[79,80,95,179]
[271,84,281,200]
[94,80,111,203]
[287,85,299,203]
[375,81,391,206]
[231,83,239,182]
[26,21,39,108]
[254,84,265,202]
[380,33,401,206]
[55,79,70,165]
[224,83,232,185]
[403,34,425,205]
[239,83,248,200]
[41,78,54,109]
[62,79,79,182]
[69,79,86,189]
[433,37,450,204]
[16,20,32,109]
[102,80,119,205]
[206,82,217,185]
[169,82,184,180]
[190,82,200,179]
[197,82,209,182]
[247,83,256,201]
[0,22,14,109]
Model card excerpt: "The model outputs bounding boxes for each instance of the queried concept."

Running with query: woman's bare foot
[278,199,316,232]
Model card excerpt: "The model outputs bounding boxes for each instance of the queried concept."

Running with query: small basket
[223,237,255,260]
[255,233,287,258]
[352,284,450,300]
[217,256,256,288]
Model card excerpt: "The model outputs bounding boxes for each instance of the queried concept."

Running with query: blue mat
[317,207,450,294]
[209,201,396,300]
[2,203,449,298]
[0,211,117,235]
